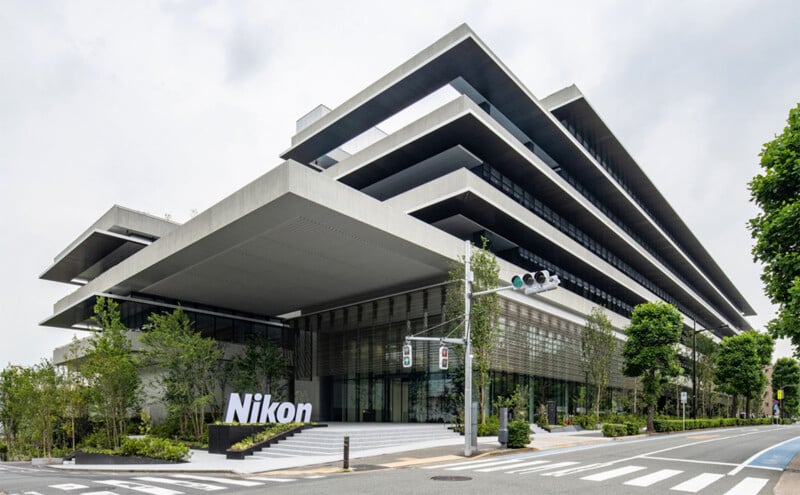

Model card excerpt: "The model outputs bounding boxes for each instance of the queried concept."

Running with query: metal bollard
[343,435,350,469]
[498,407,508,447]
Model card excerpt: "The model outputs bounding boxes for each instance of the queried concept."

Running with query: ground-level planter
[74,451,184,465]
[208,424,266,454]
[225,424,320,460]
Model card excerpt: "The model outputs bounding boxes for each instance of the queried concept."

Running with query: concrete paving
[50,424,609,475]
[46,423,800,492]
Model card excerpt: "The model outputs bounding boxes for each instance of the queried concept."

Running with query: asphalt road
[2,425,799,495]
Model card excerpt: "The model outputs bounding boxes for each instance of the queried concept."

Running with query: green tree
[581,307,617,419]
[233,334,290,400]
[444,238,501,424]
[693,333,719,418]
[772,357,800,418]
[140,307,223,441]
[79,297,141,449]
[748,103,800,349]
[0,361,67,459]
[622,301,683,432]
[715,330,773,418]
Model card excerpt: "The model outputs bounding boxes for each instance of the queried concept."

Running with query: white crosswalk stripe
[624,469,683,487]
[424,457,772,494]
[49,484,89,491]
[95,480,182,495]
[134,477,226,491]
[581,465,646,481]
[513,461,580,474]
[476,459,551,472]
[722,477,769,495]
[671,472,726,493]
[170,474,266,487]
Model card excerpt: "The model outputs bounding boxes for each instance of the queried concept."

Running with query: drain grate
[430,475,472,482]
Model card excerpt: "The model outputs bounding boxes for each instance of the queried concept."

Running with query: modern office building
[42,24,754,423]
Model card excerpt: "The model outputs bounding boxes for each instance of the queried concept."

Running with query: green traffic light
[512,275,524,288]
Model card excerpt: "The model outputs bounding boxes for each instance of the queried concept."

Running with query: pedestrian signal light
[438,346,449,370]
[402,344,412,368]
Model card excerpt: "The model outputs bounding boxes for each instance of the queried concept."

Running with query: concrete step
[251,424,459,458]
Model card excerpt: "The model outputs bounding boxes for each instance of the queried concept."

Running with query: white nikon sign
[224,393,312,424]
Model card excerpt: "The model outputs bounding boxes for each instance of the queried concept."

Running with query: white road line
[424,457,525,470]
[723,477,769,495]
[246,478,295,483]
[170,474,263,487]
[78,492,118,495]
[581,465,646,481]
[95,480,182,495]
[516,461,580,475]
[624,469,683,487]
[476,460,550,473]
[447,458,528,471]
[541,462,612,477]
[49,484,88,491]
[134,477,226,491]
[670,473,725,493]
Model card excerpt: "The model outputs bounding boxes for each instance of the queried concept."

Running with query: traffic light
[438,346,449,370]
[511,270,560,295]
[402,344,412,368]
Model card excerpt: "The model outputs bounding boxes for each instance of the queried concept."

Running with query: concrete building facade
[42,24,753,423]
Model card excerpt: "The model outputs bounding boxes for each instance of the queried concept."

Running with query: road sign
[680,391,687,404]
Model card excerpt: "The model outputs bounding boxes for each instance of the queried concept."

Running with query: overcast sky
[2,1,798,367]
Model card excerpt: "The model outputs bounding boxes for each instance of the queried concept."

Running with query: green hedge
[120,437,190,462]
[653,417,773,432]
[602,423,635,437]
[507,420,531,448]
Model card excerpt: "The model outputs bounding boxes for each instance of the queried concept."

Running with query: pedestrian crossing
[6,473,315,495]
[424,457,770,494]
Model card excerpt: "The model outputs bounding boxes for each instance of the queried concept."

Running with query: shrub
[625,422,639,435]
[574,414,600,430]
[477,415,500,437]
[507,420,531,448]
[120,437,191,462]
[602,423,628,437]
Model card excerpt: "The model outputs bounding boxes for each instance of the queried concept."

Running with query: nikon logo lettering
[223,393,312,424]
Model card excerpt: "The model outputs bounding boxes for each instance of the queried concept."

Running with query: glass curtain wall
[293,286,636,423]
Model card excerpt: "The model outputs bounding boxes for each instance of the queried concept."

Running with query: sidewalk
[50,428,611,475]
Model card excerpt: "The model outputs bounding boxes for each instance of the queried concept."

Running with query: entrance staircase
[251,423,459,459]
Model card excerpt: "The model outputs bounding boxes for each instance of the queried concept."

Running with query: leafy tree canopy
[772,357,800,417]
[749,103,800,348]
[715,330,773,417]
[622,301,682,431]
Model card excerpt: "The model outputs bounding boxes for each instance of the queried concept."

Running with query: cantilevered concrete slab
[43,161,464,329]
[543,85,756,317]
[41,205,178,284]
[318,95,748,330]
[282,22,753,321]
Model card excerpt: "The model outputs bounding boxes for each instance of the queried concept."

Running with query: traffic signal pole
[464,240,474,457]
[405,240,560,457]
